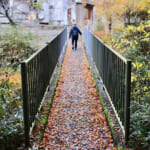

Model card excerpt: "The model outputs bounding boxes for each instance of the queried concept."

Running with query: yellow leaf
[70,145,75,149]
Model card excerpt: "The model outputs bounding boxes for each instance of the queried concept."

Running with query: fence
[21,27,67,146]
[84,27,131,143]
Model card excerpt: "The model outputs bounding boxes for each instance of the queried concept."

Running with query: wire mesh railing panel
[84,27,131,143]
[21,27,67,146]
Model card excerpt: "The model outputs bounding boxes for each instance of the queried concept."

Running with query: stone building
[0,0,94,26]
[76,1,94,26]
[39,0,76,25]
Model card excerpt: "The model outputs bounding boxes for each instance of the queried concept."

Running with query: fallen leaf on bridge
[39,42,116,149]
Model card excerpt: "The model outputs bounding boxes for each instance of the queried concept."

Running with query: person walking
[69,24,82,50]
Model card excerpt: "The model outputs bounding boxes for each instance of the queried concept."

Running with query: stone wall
[38,0,76,25]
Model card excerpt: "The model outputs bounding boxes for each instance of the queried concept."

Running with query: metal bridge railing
[21,27,67,146]
[84,27,131,143]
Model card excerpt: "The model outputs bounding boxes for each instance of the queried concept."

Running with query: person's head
[73,23,77,26]
[72,19,76,26]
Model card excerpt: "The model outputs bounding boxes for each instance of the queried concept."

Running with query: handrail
[91,30,128,63]
[24,28,66,63]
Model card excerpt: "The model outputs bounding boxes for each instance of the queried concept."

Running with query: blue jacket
[69,26,82,40]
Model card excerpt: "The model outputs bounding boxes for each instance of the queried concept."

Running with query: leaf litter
[39,42,117,149]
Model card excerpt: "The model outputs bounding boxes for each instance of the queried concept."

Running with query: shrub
[0,73,24,149]
[112,21,150,149]
[0,26,37,69]
[0,26,37,149]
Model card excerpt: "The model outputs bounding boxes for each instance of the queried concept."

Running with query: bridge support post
[125,60,131,145]
[21,62,29,147]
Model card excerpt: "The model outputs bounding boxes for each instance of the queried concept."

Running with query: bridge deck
[39,41,116,149]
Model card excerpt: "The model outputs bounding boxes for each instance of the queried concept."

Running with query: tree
[93,0,150,29]
[0,0,15,25]
[0,0,41,25]
[108,0,150,25]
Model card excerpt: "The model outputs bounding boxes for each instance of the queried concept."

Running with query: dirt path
[39,41,116,149]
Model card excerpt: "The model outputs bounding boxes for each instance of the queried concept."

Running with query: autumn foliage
[93,0,150,19]
[92,0,150,148]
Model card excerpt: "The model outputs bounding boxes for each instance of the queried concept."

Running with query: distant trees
[108,0,150,25]
[93,0,150,29]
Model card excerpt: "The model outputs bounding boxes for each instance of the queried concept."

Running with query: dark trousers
[72,36,78,49]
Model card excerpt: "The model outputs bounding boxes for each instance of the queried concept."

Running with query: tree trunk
[5,9,15,25]
[0,0,16,26]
